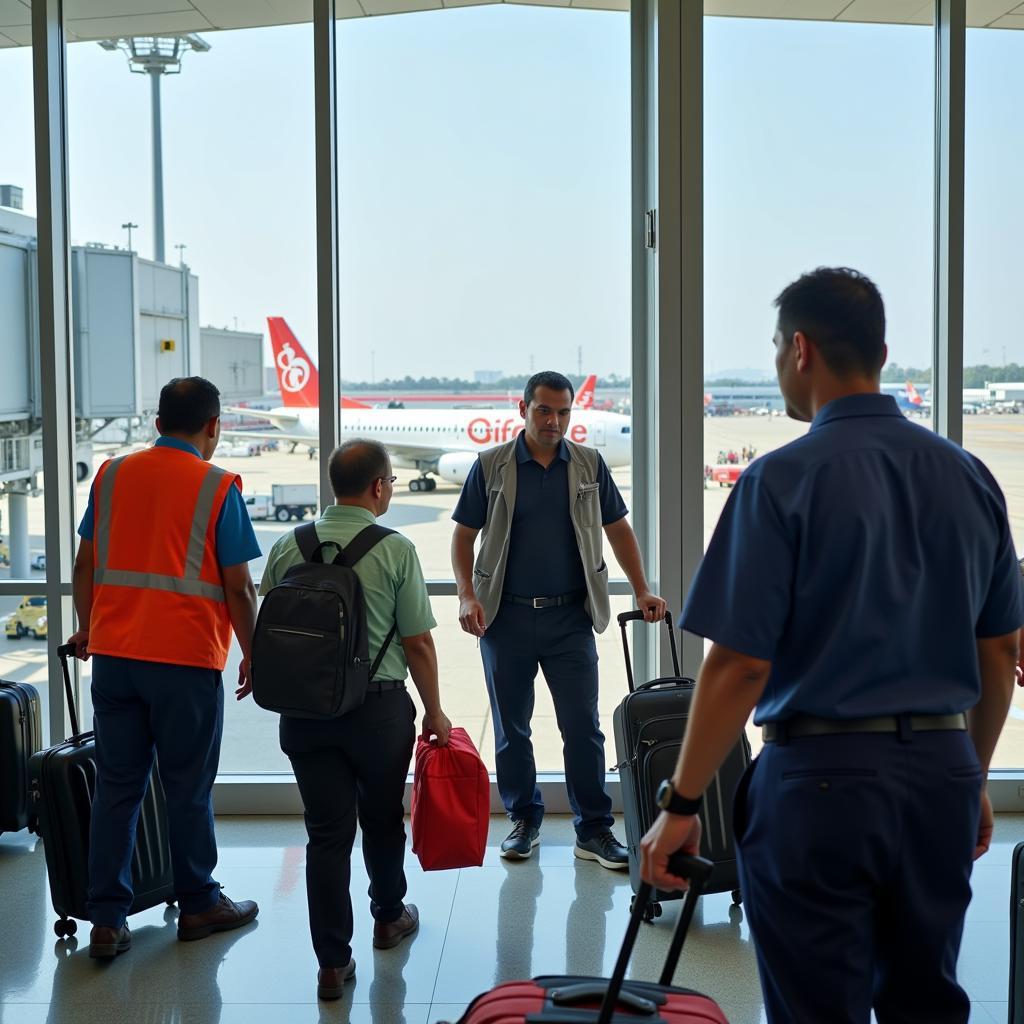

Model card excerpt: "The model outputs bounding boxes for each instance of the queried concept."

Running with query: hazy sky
[1,7,1022,380]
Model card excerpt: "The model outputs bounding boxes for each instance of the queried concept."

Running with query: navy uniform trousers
[280,686,417,968]
[87,654,224,928]
[734,727,983,1024]
[480,600,614,839]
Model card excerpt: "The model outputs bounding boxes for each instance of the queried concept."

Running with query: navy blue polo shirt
[682,393,1024,722]
[452,433,628,597]
[78,438,261,569]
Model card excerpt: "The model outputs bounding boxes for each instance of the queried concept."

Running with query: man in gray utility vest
[451,371,665,866]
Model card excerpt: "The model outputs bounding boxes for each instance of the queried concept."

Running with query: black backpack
[252,522,397,719]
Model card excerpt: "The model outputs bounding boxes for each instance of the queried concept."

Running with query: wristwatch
[655,779,702,816]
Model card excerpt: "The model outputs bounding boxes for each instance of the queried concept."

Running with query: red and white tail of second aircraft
[222,318,629,489]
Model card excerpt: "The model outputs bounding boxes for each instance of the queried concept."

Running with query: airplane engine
[436,452,478,486]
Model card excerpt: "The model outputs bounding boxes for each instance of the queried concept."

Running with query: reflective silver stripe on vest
[185,465,230,579]
[93,568,226,602]
[95,456,128,573]
[94,454,228,603]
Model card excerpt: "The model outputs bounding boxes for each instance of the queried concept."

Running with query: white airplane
[223,318,631,492]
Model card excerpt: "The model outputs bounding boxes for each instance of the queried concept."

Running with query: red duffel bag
[411,726,490,871]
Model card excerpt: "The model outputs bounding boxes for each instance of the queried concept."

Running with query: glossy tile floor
[0,814,1018,1024]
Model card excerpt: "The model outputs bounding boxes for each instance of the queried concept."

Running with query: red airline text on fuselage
[466,418,588,445]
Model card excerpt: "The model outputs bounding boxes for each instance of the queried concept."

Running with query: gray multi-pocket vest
[471,438,611,633]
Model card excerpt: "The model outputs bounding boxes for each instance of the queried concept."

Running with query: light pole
[174,242,187,266]
[99,35,210,264]
[122,221,138,252]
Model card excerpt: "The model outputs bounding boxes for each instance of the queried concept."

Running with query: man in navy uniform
[640,268,1022,1023]
[452,371,665,868]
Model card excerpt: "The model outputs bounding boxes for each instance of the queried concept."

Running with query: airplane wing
[222,405,302,431]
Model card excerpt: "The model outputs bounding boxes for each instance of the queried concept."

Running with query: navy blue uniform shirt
[452,433,628,598]
[682,393,1024,722]
[78,437,261,568]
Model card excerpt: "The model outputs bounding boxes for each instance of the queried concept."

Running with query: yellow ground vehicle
[5,596,47,640]
[0,540,9,566]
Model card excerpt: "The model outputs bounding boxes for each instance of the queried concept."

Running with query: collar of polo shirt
[810,393,901,432]
[515,431,570,465]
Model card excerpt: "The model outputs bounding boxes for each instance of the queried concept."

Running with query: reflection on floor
[0,814,1017,1023]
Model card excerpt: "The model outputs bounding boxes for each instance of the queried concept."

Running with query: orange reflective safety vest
[87,445,242,671]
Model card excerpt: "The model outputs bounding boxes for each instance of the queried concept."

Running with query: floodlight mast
[98,35,210,263]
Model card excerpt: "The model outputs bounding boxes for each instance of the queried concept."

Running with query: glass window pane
[703,14,935,755]
[0,35,51,747]
[965,25,1024,771]
[67,11,314,773]
[333,4,632,773]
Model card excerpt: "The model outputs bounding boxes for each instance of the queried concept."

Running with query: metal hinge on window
[645,209,657,250]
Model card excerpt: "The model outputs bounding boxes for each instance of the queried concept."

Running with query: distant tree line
[881,364,1024,388]
[342,374,632,391]
[339,366,1024,391]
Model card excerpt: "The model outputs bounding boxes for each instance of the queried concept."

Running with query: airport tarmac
[2,412,1023,772]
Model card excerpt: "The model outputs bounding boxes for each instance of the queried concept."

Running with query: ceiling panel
[837,0,932,22]
[0,20,30,42]
[360,0,442,13]
[0,0,29,28]
[442,0,501,6]
[507,0,573,7]
[65,0,195,16]
[67,11,213,40]
[968,0,1021,26]
[197,0,311,29]
[571,0,629,10]
[991,12,1024,25]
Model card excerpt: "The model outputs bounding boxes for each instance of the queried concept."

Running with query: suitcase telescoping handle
[549,853,711,1024]
[616,610,682,693]
[55,642,83,742]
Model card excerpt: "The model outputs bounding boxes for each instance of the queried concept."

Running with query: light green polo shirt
[258,504,436,683]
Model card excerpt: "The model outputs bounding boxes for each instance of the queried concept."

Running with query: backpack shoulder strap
[342,524,397,567]
[294,522,321,562]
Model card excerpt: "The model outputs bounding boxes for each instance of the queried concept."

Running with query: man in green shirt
[260,439,451,1002]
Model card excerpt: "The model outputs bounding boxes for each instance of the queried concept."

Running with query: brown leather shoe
[177,892,259,941]
[89,924,131,959]
[373,903,419,950]
[317,959,356,1000]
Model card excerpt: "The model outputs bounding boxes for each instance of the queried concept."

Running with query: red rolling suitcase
[28,643,175,938]
[438,854,729,1024]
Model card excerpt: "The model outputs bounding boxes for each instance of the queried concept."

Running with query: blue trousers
[734,728,982,1024]
[87,654,224,928]
[480,600,613,839]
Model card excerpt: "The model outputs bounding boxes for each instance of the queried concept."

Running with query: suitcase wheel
[731,888,742,906]
[630,895,662,923]
[54,918,77,938]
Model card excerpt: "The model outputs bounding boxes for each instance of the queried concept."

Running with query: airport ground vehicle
[5,596,48,640]
[244,483,319,522]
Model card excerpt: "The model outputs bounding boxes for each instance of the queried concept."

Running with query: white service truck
[245,483,319,523]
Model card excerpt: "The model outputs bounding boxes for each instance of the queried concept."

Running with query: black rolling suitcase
[613,610,751,921]
[28,643,175,938]
[0,678,42,834]
[1011,841,1024,1022]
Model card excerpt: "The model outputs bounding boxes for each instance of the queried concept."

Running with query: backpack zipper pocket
[266,627,327,640]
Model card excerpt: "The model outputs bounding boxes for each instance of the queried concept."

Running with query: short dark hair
[158,377,221,434]
[524,371,575,406]
[328,439,391,498]
[774,267,886,378]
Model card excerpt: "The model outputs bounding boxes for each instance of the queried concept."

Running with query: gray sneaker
[574,830,629,870]
[500,820,540,859]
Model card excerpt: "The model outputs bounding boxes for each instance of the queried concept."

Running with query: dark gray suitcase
[0,678,42,833]
[28,643,175,937]
[1011,841,1024,1022]
[612,610,750,921]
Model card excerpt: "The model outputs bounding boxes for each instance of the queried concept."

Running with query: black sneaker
[574,830,628,870]
[500,820,540,859]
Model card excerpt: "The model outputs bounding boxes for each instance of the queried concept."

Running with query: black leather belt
[367,679,405,692]
[763,712,967,743]
[503,590,587,610]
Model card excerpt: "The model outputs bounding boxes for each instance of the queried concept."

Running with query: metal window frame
[32,0,78,745]
[26,0,1024,813]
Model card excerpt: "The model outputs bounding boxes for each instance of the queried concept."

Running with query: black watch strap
[658,779,702,816]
